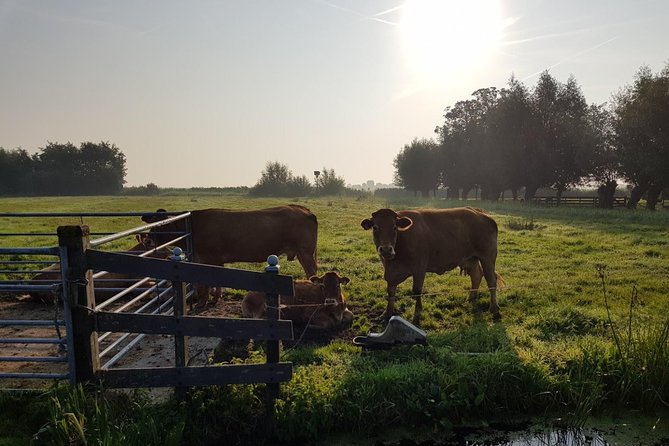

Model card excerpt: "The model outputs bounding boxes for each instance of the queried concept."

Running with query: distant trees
[0,141,126,196]
[395,64,669,209]
[393,138,440,197]
[0,148,33,195]
[612,64,669,210]
[314,168,346,195]
[250,161,345,197]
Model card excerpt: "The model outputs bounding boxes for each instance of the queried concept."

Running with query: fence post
[57,225,98,384]
[170,247,189,397]
[264,254,281,434]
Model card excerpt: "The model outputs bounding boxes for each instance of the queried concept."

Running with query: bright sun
[400,0,503,88]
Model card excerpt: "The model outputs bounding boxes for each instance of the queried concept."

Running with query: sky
[1,1,667,188]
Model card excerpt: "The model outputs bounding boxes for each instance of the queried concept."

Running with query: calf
[241,271,353,330]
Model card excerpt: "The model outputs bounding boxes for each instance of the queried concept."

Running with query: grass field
[1,192,668,444]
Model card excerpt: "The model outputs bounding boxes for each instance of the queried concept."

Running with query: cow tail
[311,212,319,272]
[494,272,506,289]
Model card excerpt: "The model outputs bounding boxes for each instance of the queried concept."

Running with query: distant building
[347,180,398,191]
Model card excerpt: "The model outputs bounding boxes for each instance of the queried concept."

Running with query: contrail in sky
[316,0,400,26]
[521,37,618,81]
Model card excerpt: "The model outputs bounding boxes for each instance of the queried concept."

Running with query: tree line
[394,64,669,209]
[0,141,126,195]
[249,161,346,197]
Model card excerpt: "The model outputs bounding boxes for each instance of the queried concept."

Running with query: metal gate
[0,212,294,393]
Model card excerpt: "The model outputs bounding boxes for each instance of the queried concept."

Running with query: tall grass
[594,265,669,409]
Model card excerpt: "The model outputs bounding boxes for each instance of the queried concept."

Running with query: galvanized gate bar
[0,247,59,255]
[85,250,295,295]
[2,372,69,380]
[0,356,67,363]
[0,338,66,344]
[89,212,190,247]
[95,312,294,340]
[0,212,184,218]
[100,300,176,369]
[0,320,65,326]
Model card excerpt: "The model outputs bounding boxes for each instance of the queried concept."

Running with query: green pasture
[1,193,668,444]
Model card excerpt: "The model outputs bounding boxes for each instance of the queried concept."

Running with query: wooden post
[170,247,189,398]
[264,255,281,434]
[57,225,98,384]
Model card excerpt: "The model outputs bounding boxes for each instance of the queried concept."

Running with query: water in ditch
[316,415,669,446]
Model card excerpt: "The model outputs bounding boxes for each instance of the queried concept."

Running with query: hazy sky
[1,1,667,188]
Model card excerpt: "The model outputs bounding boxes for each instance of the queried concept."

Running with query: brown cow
[142,205,318,307]
[361,207,503,324]
[241,271,353,330]
[28,241,168,303]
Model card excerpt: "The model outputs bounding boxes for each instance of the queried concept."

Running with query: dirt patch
[1,293,357,392]
[0,296,68,386]
[0,294,242,388]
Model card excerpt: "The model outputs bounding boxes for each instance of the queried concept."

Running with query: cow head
[360,209,413,260]
[141,208,168,224]
[309,271,353,327]
[140,209,179,249]
[309,271,350,303]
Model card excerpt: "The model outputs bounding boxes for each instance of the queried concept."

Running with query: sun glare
[400,0,503,88]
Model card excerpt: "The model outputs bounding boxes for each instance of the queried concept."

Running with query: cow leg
[195,284,210,309]
[411,273,425,326]
[379,283,397,322]
[467,261,484,304]
[297,251,318,277]
[480,259,501,319]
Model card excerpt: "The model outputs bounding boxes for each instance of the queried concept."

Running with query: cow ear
[396,217,413,231]
[360,218,374,230]
[339,276,350,285]
[309,275,323,284]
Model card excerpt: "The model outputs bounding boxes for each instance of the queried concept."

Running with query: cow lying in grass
[241,271,353,330]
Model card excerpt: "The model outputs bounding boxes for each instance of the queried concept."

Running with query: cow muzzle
[378,245,395,260]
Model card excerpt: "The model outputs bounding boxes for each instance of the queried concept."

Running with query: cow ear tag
[396,217,413,231]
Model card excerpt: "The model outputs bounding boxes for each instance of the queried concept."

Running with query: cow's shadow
[211,325,352,364]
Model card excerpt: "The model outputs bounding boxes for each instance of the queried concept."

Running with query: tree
[436,88,505,200]
[314,168,345,195]
[33,142,80,194]
[78,141,127,194]
[29,141,127,195]
[487,76,537,200]
[612,64,669,210]
[287,175,313,196]
[0,148,35,195]
[250,161,294,196]
[250,161,314,197]
[586,104,619,208]
[529,72,593,204]
[393,138,440,198]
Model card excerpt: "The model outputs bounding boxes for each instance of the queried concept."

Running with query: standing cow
[361,207,503,324]
[142,205,318,307]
